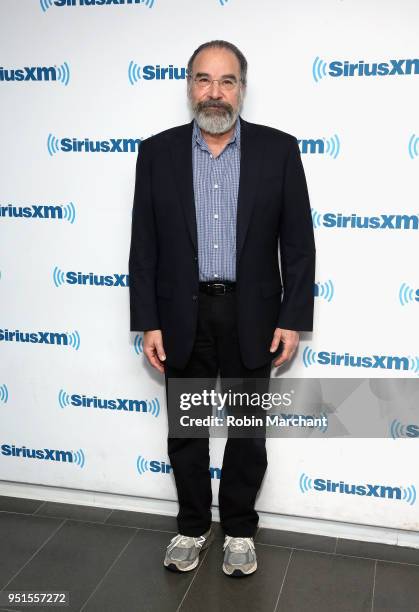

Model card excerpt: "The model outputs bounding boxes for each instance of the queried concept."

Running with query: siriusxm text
[329,59,419,77]
[314,478,402,499]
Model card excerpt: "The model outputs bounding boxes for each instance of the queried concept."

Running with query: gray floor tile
[179,538,291,612]
[4,519,135,612]
[373,560,419,611]
[0,513,62,586]
[256,527,336,553]
[336,537,419,565]
[0,495,44,515]
[34,501,112,523]
[106,509,178,532]
[82,529,195,612]
[276,550,374,612]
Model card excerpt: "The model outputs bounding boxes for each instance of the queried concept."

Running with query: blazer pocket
[156,280,173,299]
[260,279,282,298]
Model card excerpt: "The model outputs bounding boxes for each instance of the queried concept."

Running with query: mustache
[196,99,233,113]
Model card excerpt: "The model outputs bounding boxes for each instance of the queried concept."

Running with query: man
[129,40,315,577]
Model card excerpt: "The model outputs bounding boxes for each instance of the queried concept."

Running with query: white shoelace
[223,536,255,552]
[167,533,206,552]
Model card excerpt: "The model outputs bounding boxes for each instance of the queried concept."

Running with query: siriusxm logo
[314,280,334,302]
[311,209,419,231]
[0,203,76,223]
[0,63,70,85]
[299,473,416,505]
[390,420,419,439]
[303,347,419,374]
[136,454,221,479]
[0,384,9,404]
[399,283,419,306]
[298,135,340,158]
[128,62,187,85]
[0,328,81,350]
[313,57,419,82]
[133,334,144,356]
[1,443,85,468]
[58,389,160,416]
[53,267,129,288]
[40,0,155,11]
[47,134,141,155]
[219,0,230,5]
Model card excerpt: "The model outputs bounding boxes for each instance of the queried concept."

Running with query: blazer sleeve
[277,136,316,331]
[128,138,160,331]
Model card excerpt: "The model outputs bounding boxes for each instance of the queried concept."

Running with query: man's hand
[143,330,166,373]
[270,328,300,367]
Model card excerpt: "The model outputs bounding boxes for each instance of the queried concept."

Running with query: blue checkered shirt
[192,118,241,282]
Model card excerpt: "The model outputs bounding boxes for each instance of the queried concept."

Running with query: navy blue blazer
[129,116,316,369]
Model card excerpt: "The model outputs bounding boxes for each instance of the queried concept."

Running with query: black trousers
[164,289,272,538]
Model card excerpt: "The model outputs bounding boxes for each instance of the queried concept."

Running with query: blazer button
[194,256,198,262]
[192,294,198,301]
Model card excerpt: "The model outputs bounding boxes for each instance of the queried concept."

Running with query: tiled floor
[0,495,418,611]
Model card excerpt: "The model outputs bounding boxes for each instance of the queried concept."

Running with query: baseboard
[1,479,419,549]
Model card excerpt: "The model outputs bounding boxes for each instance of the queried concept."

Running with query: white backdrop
[1,0,418,531]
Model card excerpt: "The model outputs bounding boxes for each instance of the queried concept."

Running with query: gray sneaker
[164,527,212,572]
[222,536,257,576]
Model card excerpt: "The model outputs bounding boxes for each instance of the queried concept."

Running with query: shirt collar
[192,116,241,153]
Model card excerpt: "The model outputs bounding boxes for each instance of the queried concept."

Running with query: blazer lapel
[169,120,198,254]
[236,117,265,268]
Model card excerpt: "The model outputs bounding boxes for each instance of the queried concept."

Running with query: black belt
[199,281,236,295]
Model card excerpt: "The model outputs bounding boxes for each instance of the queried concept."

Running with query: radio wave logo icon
[219,0,230,5]
[53,266,65,287]
[402,485,417,506]
[55,62,70,86]
[47,134,61,156]
[399,283,417,305]
[302,347,317,368]
[147,398,160,418]
[312,57,328,82]
[314,280,334,302]
[62,202,76,224]
[325,134,340,159]
[58,389,70,409]
[40,0,53,12]
[408,355,419,374]
[408,134,419,159]
[390,419,409,439]
[134,334,144,355]
[311,208,323,229]
[136,454,150,476]
[67,330,81,351]
[128,61,141,86]
[0,384,9,404]
[71,448,85,469]
[299,472,313,493]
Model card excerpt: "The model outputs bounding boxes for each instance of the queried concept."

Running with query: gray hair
[187,40,248,86]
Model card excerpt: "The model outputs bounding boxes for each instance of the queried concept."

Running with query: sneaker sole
[222,561,257,577]
[163,532,213,572]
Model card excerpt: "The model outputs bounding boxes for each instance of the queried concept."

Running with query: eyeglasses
[189,74,241,91]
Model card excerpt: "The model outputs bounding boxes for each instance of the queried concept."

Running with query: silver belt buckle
[212,283,226,295]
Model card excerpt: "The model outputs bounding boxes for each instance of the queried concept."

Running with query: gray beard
[188,90,243,135]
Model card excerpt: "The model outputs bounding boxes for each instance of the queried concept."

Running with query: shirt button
[214,244,218,249]
[192,294,198,301]
[214,273,218,278]
[214,184,219,189]
[214,214,219,219]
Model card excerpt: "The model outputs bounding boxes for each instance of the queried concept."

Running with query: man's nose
[208,80,223,97]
